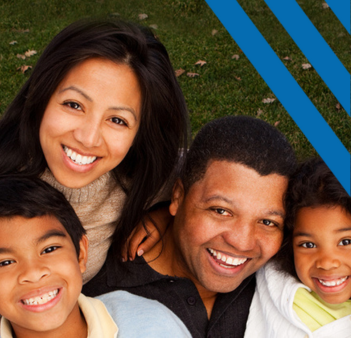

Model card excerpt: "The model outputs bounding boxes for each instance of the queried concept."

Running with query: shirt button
[187,296,196,306]
[169,279,174,283]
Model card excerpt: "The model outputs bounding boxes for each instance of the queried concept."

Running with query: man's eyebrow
[264,210,285,219]
[36,229,67,245]
[203,195,233,204]
[59,86,92,102]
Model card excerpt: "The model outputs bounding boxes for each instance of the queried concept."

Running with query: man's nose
[222,220,256,252]
[73,116,103,148]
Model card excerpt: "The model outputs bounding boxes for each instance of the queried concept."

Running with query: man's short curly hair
[180,115,296,193]
[275,157,351,278]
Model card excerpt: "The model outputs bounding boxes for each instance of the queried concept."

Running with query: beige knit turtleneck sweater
[41,169,126,284]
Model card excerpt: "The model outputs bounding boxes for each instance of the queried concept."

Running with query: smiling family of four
[0,19,350,338]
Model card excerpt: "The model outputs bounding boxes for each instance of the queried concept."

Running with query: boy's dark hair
[0,177,85,256]
[276,157,351,278]
[181,115,296,193]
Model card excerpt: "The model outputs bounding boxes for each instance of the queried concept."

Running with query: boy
[0,177,191,338]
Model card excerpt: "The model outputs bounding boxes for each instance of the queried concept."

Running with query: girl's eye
[64,102,82,110]
[301,242,316,249]
[110,117,127,126]
[42,246,60,254]
[0,259,15,267]
[339,239,351,246]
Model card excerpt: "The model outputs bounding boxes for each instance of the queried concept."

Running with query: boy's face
[293,206,351,304]
[0,215,88,336]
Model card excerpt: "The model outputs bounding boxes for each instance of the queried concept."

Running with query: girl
[0,19,189,283]
[245,158,351,338]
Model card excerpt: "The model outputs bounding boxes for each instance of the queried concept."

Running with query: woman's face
[40,58,142,188]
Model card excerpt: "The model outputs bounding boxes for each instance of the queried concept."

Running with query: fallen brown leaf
[262,98,276,104]
[322,2,329,9]
[175,68,185,77]
[149,24,158,30]
[212,29,218,36]
[138,13,148,20]
[274,121,280,127]
[336,103,341,110]
[302,63,312,70]
[25,50,37,57]
[9,41,17,45]
[12,28,29,33]
[234,76,241,81]
[17,54,26,60]
[232,54,240,60]
[17,65,32,74]
[187,72,199,78]
[257,109,263,116]
[283,56,292,61]
[195,60,207,67]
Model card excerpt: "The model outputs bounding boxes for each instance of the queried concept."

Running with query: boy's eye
[110,117,127,126]
[301,242,316,249]
[63,101,82,110]
[0,259,15,267]
[339,239,351,246]
[42,246,60,254]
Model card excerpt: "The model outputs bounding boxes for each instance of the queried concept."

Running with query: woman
[0,19,189,282]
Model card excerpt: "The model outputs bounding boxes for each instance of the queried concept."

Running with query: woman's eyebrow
[59,86,92,101]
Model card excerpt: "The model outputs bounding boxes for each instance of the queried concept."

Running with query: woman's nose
[73,117,103,148]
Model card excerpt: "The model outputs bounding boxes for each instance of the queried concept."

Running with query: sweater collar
[41,169,113,204]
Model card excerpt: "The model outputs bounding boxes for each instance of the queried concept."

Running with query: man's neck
[143,227,218,319]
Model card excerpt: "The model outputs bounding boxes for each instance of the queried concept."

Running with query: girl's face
[39,58,141,188]
[293,206,351,304]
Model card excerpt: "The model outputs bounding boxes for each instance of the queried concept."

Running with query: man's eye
[0,260,15,267]
[64,101,81,110]
[212,208,231,216]
[261,219,275,227]
[301,242,316,249]
[42,246,60,254]
[110,117,127,126]
[339,239,351,246]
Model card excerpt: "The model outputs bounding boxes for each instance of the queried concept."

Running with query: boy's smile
[293,206,351,304]
[0,215,87,336]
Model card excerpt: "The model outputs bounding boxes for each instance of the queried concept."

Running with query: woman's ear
[78,235,89,274]
[169,179,185,216]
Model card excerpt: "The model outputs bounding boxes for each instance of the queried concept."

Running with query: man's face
[170,160,288,294]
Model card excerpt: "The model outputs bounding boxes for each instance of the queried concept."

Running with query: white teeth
[22,289,59,306]
[318,276,348,287]
[63,146,96,165]
[208,248,247,267]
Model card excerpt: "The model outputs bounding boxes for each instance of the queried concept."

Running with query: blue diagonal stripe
[205,0,351,195]
[324,0,351,34]
[264,0,351,116]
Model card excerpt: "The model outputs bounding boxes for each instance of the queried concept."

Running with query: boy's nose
[18,262,51,284]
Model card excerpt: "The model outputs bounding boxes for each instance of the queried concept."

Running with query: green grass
[0,0,350,160]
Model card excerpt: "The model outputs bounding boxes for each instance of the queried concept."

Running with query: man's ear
[169,179,185,216]
[78,235,89,274]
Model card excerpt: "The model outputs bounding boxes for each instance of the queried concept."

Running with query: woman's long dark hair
[0,19,189,263]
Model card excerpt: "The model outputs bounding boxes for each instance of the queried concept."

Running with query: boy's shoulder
[97,290,192,337]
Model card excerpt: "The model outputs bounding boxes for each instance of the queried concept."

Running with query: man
[84,116,296,338]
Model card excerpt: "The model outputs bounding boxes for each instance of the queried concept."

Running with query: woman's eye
[110,117,127,126]
[64,102,81,110]
[339,239,351,246]
[301,242,316,249]
[0,260,15,267]
[42,246,60,254]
